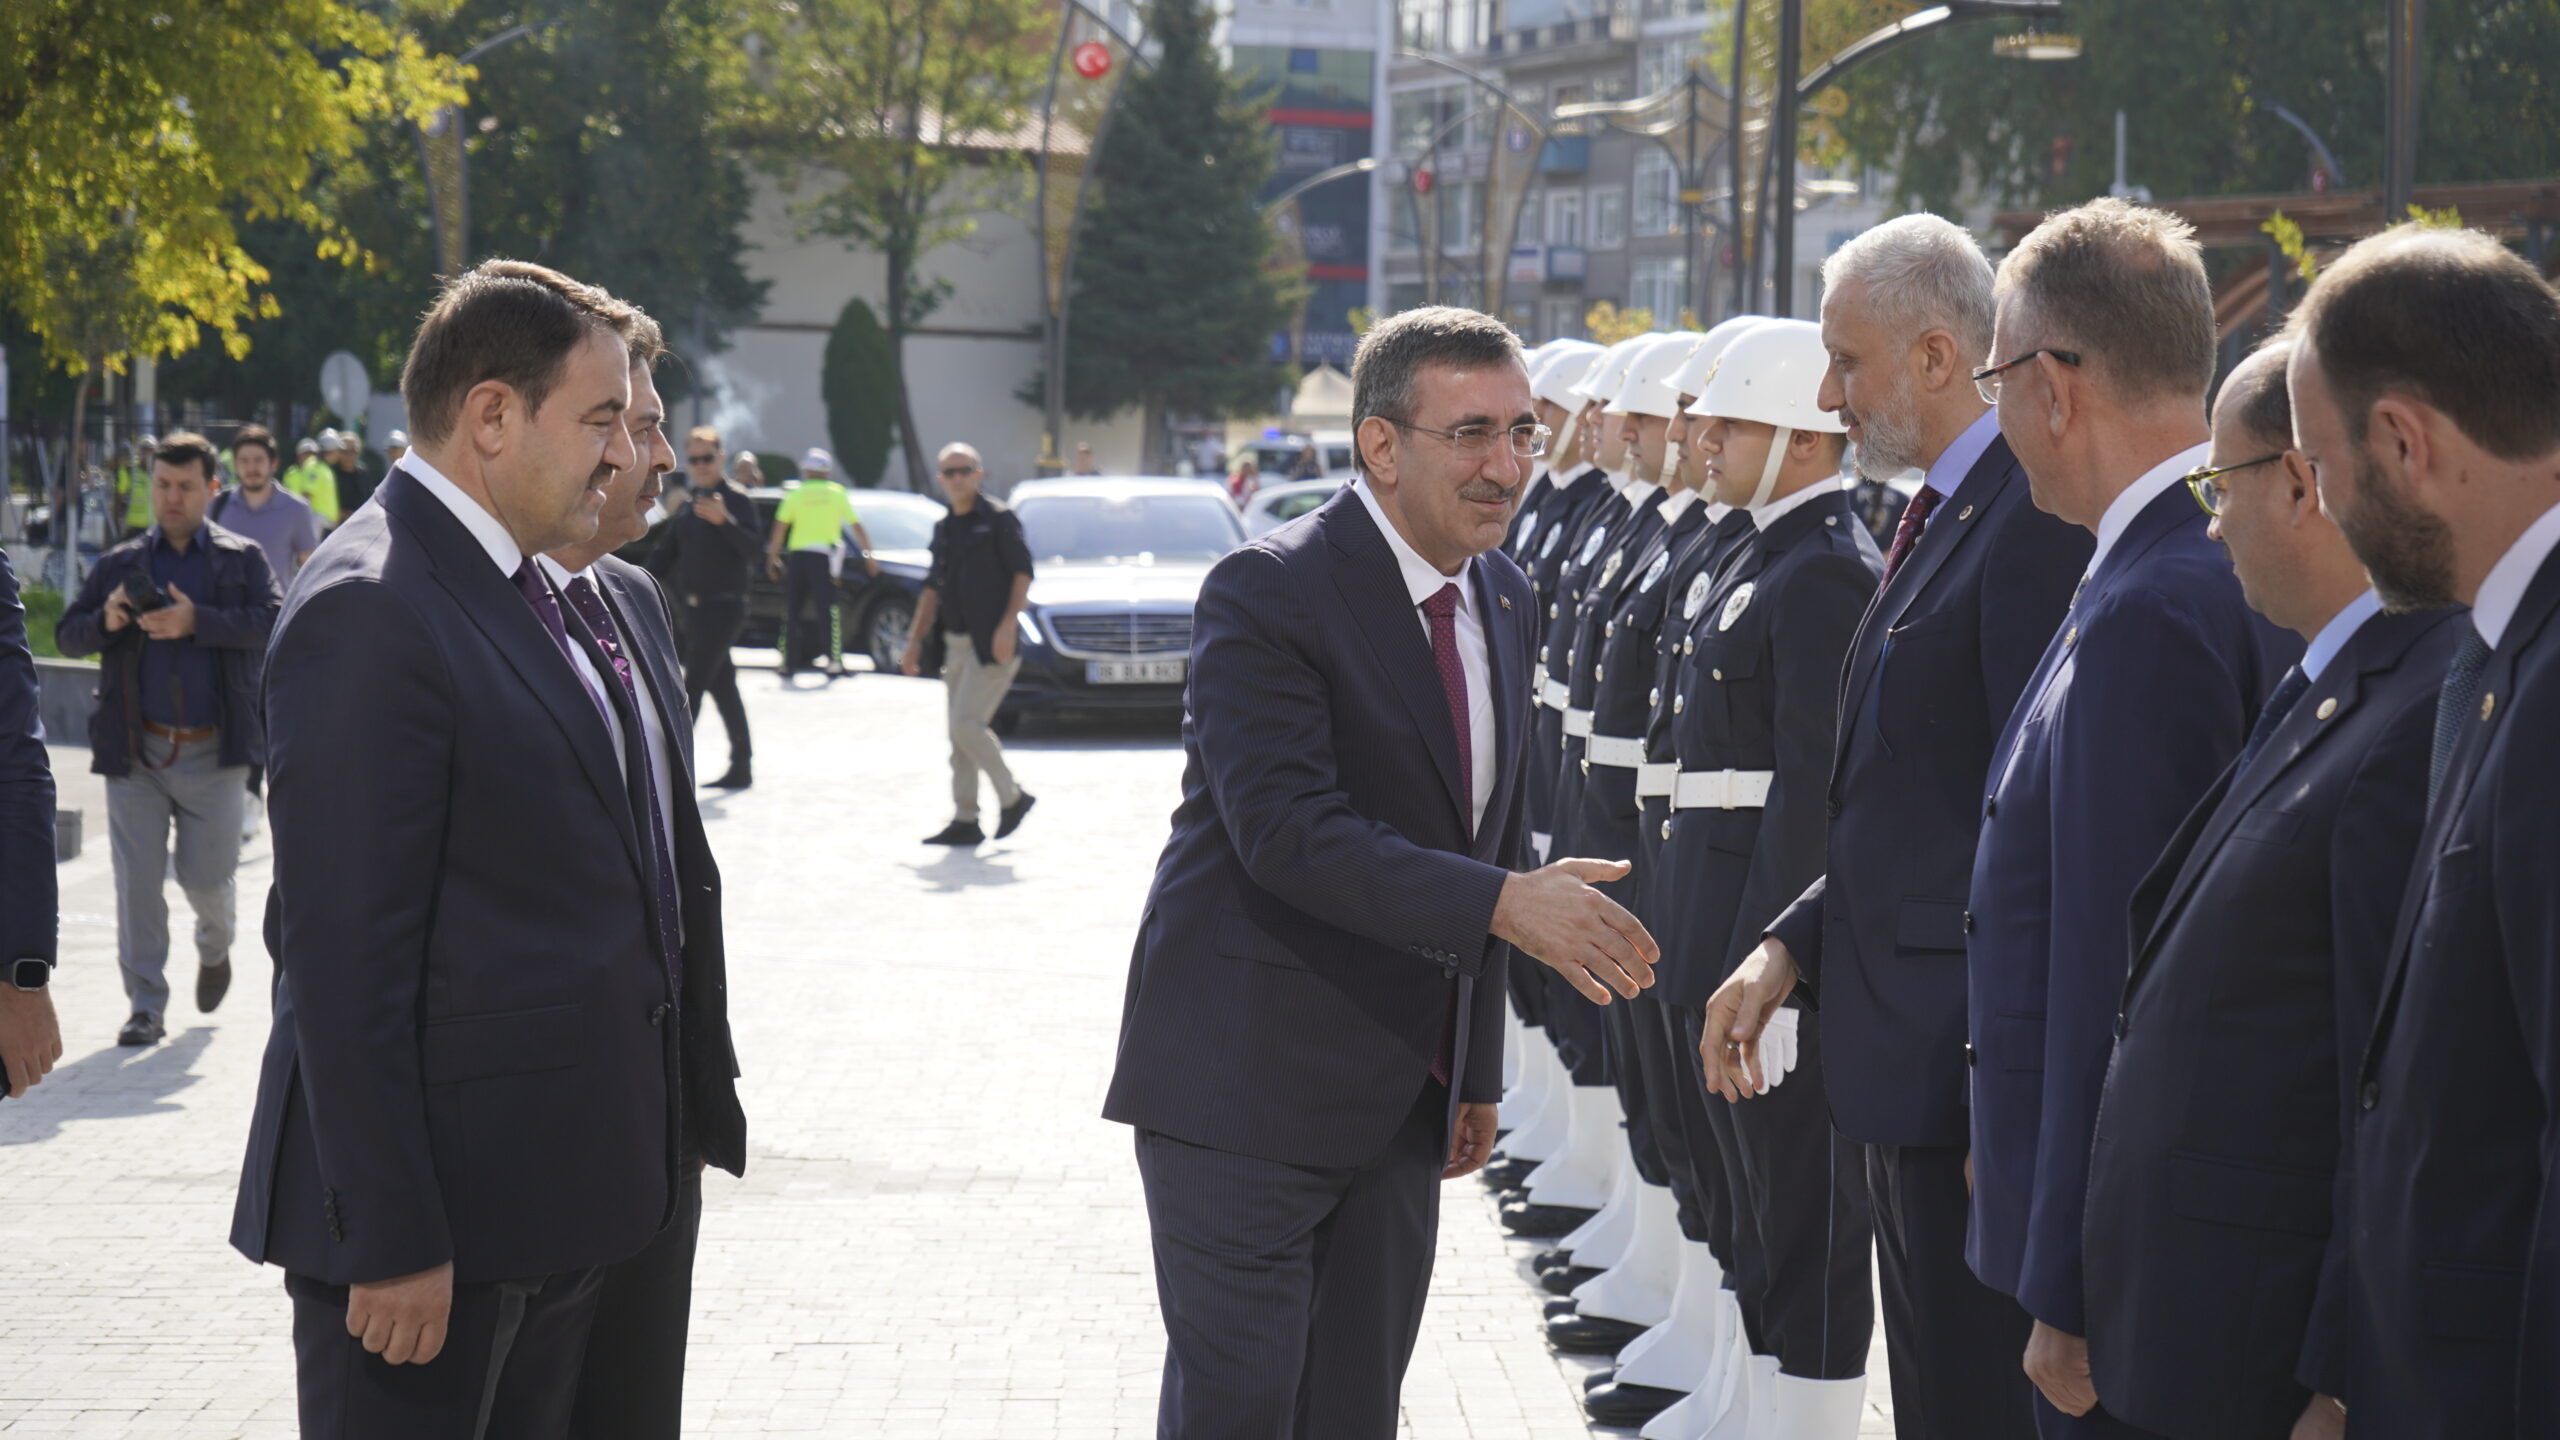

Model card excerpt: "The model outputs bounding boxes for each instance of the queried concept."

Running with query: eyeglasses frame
[1971,348,2085,405]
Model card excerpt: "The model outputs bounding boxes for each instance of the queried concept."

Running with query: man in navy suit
[0,546,58,1100]
[1958,200,2300,1435]
[2292,227,2560,1439]
[1104,306,1662,1438]
[232,261,683,1438]
[1705,213,2088,1440]
[2079,338,2461,1440]
[555,323,749,1439]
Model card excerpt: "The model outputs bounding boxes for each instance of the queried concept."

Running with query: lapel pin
[2482,692,2497,721]
[2064,624,2078,647]
[2315,697,2337,720]
[1499,595,1512,611]
[1958,504,1975,520]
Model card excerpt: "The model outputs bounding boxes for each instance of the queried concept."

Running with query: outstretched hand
[1700,936,1800,1100]
[1491,859,1657,1005]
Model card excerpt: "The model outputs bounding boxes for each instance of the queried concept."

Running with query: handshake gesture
[1490,858,1659,1004]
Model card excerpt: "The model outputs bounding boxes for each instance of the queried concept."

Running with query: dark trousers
[1676,1005,1763,1307]
[2036,1398,2170,1438]
[571,1165,704,1439]
[780,551,837,674]
[1868,1141,2039,1440]
[1135,1081,1446,1440]
[1638,999,1726,1253]
[681,596,752,764]
[1722,1013,1873,1378]
[1605,994,1671,1188]
[286,1265,603,1440]
[1543,970,1611,1085]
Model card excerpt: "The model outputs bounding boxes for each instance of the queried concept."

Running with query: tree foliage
[1058,0,1299,462]
[723,0,1050,487]
[0,0,464,375]
[822,297,897,486]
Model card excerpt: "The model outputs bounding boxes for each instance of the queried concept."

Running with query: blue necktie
[563,575,686,999]
[2235,665,2311,775]
[2429,630,2493,810]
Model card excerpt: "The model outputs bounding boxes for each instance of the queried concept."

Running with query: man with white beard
[1700,214,2090,1440]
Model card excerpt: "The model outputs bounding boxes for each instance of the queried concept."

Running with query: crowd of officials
[1463,205,2560,1440]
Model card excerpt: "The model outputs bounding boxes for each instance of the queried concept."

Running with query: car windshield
[849,495,941,550]
[1016,493,1243,564]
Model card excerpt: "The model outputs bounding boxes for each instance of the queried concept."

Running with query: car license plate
[1087,659,1185,685]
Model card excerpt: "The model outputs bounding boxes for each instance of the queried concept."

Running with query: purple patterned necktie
[512,560,613,727]
[562,574,685,997]
[1879,484,1942,591]
[1421,581,1470,1087]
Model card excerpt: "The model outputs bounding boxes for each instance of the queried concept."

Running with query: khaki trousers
[940,641,1021,822]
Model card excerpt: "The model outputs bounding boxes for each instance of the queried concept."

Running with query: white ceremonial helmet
[1533,341,1605,406]
[1609,332,1707,419]
[1667,316,1768,403]
[1572,336,1652,407]
[1690,318,1846,509]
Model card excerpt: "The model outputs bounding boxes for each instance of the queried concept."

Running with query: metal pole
[2385,0,2422,220]
[1728,0,1749,313]
[1772,0,1802,317]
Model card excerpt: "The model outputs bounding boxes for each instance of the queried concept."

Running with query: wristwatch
[8,958,51,992]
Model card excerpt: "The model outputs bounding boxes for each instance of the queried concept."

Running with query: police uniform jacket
[1653,487,1879,1006]
[1572,493,1713,868]
[2083,606,2461,1440]
[1550,485,1673,858]
[1633,507,1758,933]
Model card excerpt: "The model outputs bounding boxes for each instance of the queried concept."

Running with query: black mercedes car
[996,477,1246,725]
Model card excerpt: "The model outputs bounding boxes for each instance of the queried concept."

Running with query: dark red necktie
[1421,582,1470,1086]
[1879,485,1943,590]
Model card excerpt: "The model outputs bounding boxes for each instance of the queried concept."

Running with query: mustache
[1458,479,1519,504]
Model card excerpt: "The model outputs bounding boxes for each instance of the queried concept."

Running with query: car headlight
[1017,611,1045,646]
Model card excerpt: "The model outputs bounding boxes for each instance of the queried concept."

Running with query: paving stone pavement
[0,667,1890,1437]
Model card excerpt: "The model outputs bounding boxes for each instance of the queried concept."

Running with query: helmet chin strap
[1750,427,1796,511]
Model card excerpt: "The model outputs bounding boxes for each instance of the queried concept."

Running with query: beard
[1842,371,1926,481]
[2331,446,2457,612]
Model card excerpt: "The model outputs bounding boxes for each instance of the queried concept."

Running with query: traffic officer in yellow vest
[281,436,342,528]
[1646,318,1880,1440]
[116,435,158,540]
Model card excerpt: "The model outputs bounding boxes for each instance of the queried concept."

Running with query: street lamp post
[1264,158,1380,367]
[1555,67,1731,324]
[2385,0,2423,217]
[1769,0,2068,316]
[418,24,539,277]
[1393,50,1550,320]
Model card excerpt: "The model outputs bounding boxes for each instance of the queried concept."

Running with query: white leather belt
[1636,763,1678,798]
[1539,679,1573,711]
[1585,735,1645,768]
[1671,769,1775,810]
[1563,708,1595,738]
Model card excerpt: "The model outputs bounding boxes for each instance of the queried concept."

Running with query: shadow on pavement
[901,846,1021,892]
[0,1025,216,1145]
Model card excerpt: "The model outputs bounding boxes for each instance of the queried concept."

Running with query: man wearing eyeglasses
[2075,338,2460,1440]
[646,425,760,789]
[1106,306,1658,1439]
[1955,200,2299,1437]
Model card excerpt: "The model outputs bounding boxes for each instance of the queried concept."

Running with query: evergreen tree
[822,298,898,487]
[1060,0,1301,471]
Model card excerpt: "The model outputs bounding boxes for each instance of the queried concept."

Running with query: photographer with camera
[57,433,282,1048]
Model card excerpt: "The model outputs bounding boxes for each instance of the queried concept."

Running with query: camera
[120,573,171,615]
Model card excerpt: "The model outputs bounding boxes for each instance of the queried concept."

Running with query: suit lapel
[1324,491,1471,833]
[380,474,645,874]
[598,564,696,786]
[1471,560,1521,860]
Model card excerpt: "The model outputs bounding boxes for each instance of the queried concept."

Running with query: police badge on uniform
[1720,581,1757,631]
[1682,573,1714,619]
[1639,552,1670,592]
[1541,526,1564,559]
[1577,529,1608,567]
[1597,548,1624,590]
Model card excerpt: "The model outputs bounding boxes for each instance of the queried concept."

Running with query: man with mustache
[233,260,679,1438]
[2293,225,2560,1439]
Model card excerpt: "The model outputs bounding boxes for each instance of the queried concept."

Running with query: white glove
[1755,1008,1801,1094]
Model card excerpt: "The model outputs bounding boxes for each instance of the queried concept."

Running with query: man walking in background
[55,433,281,1048]
[651,424,760,788]
[208,425,322,588]
[764,446,877,679]
[901,443,1035,846]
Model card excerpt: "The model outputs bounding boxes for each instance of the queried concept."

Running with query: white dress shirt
[1354,479,1496,834]
[540,555,680,872]
[2301,589,2384,682]
[2469,499,2560,648]
[1748,475,1845,529]
[2085,443,2211,579]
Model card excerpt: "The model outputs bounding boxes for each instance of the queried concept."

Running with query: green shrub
[20,584,63,659]
[753,452,800,485]
[822,297,896,488]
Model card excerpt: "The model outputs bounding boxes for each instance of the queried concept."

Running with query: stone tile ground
[0,670,1887,1436]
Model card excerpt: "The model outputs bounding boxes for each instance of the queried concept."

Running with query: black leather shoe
[1481,1156,1538,1190]
[1532,1246,1579,1274]
[1541,1264,1603,1296]
[195,959,232,1014]
[708,764,753,790]
[924,820,986,846]
[1501,1200,1597,1237]
[117,1012,165,1047]
[1585,1381,1690,1424]
[995,792,1037,839]
[1546,1309,1649,1354]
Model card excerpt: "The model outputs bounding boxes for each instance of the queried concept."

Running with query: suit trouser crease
[1135,1082,1444,1439]
[681,597,752,763]
[1867,1141,2039,1440]
[570,1166,704,1439]
[107,730,247,1017]
[941,646,1021,821]
[287,1265,604,1440]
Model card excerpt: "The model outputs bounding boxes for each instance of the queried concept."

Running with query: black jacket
[647,482,762,601]
[0,549,55,965]
[2084,607,2461,1439]
[55,523,280,776]
[924,498,1034,667]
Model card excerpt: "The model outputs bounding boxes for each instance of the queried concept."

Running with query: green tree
[821,298,897,487]
[1058,0,1299,471]
[724,0,1050,489]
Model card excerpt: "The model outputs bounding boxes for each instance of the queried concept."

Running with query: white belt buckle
[1563,708,1595,738]
[1636,762,1676,798]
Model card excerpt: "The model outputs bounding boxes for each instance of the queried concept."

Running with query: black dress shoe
[196,958,232,1014]
[1532,1246,1578,1274]
[708,764,753,790]
[1584,1367,1617,1390]
[1481,1156,1538,1190]
[1500,1200,1597,1237]
[1546,1309,1649,1354]
[995,792,1037,839]
[1541,1264,1603,1296]
[1544,1298,1579,1320]
[117,1012,165,1047]
[1585,1380,1691,1424]
[924,820,986,846]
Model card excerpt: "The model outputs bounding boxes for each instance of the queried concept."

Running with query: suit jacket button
[1826,799,1840,819]
[1579,759,1591,775]
[1964,1043,1977,1069]
[1661,819,1674,840]
[650,1003,670,1025]
[1962,910,1975,936]
[1649,688,1661,707]
[1594,664,1605,682]
[2361,1080,2380,1111]
[1984,796,1999,819]
[1674,695,1685,713]
[2113,1013,2129,1040]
